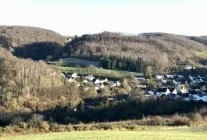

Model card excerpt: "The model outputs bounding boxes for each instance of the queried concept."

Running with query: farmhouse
[94,78,108,85]
[85,75,95,81]
[169,88,177,94]
[155,75,164,80]
[184,65,192,70]
[176,84,188,94]
[66,72,79,79]
[156,88,170,97]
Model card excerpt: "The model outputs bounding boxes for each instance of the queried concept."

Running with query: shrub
[38,121,50,132]
[148,116,166,126]
[10,116,24,126]
[171,114,190,126]
[64,117,78,124]
[18,122,28,129]
[28,114,44,128]
[90,125,98,131]
[56,125,66,132]
[49,123,59,132]
[65,125,74,132]
[191,113,203,122]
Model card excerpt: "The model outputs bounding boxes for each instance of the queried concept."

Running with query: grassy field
[3,130,207,140]
[195,51,207,59]
[51,57,100,67]
[49,65,143,78]
[49,57,143,78]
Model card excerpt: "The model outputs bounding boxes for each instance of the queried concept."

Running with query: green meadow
[3,129,207,140]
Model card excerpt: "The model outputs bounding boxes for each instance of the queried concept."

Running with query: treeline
[47,100,207,124]
[0,26,66,48]
[0,102,206,135]
[13,42,63,60]
[64,32,207,69]
[100,57,145,72]
[0,48,81,112]
[1,27,207,69]
[0,26,66,60]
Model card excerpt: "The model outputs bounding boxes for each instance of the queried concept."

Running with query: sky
[0,0,207,36]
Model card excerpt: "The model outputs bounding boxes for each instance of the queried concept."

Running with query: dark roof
[199,82,206,86]
[157,88,168,92]
[169,88,176,92]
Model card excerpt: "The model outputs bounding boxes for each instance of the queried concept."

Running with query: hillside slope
[0,26,67,60]
[65,32,207,67]
[0,47,81,113]
[0,26,66,48]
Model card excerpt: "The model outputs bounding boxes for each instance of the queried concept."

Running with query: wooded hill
[0,26,67,60]
[0,26,207,71]
[65,32,207,69]
[0,27,206,129]
[0,26,66,48]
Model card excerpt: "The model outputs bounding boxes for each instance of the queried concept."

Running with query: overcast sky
[0,0,207,36]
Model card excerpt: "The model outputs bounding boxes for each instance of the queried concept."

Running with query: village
[58,65,207,110]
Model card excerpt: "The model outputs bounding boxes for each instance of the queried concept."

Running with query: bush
[10,116,24,126]
[149,116,166,126]
[38,121,50,132]
[18,122,28,129]
[171,114,190,126]
[28,114,44,128]
[65,125,74,132]
[49,123,59,132]
[191,113,203,122]
[64,117,78,124]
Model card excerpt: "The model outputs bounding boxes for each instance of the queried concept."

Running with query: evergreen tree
[77,101,84,111]
[144,66,153,79]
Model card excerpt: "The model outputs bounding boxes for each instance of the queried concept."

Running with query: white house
[161,79,167,84]
[169,88,177,94]
[83,80,88,83]
[137,84,147,88]
[165,74,174,79]
[85,75,94,81]
[155,75,164,80]
[156,88,171,97]
[94,78,108,85]
[148,90,155,95]
[60,73,65,78]
[94,79,101,85]
[94,84,105,90]
[100,78,108,83]
[116,81,121,86]
[72,73,78,78]
[66,72,79,79]
[184,65,192,70]
[176,84,188,94]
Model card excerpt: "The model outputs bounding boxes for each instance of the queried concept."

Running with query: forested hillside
[0,28,206,132]
[0,47,81,114]
[65,32,207,72]
[0,26,66,60]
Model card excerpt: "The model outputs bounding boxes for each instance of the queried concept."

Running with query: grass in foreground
[3,130,207,140]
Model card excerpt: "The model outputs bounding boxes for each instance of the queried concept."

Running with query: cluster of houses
[145,73,207,103]
[63,72,122,91]
[60,68,207,104]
